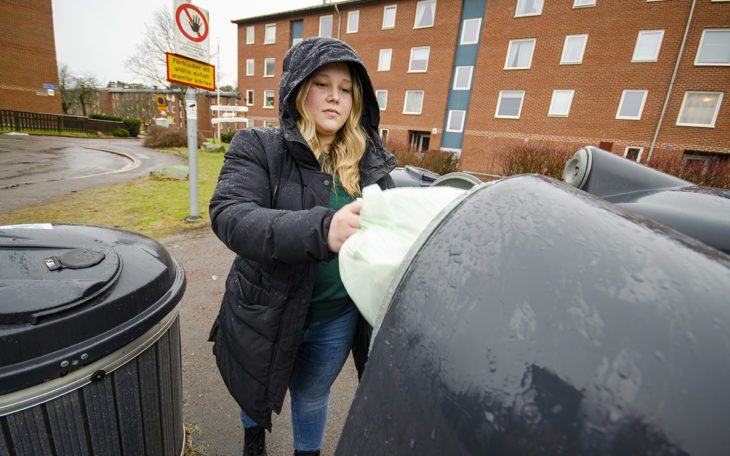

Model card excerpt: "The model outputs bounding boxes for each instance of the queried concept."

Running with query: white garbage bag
[339,184,466,326]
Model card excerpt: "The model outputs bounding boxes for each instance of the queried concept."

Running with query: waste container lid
[0,223,185,395]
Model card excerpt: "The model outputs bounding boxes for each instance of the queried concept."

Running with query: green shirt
[308,179,356,324]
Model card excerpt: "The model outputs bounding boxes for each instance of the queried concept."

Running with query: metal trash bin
[0,223,186,455]
[337,175,730,455]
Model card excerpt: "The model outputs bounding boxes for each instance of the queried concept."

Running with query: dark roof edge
[231,0,379,25]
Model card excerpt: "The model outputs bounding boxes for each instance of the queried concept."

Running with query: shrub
[112,128,130,137]
[221,131,236,143]
[384,137,460,175]
[495,143,575,179]
[122,118,142,137]
[143,125,203,148]
[89,113,123,121]
[648,152,730,189]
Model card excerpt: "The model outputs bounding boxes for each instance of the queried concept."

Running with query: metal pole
[185,87,200,221]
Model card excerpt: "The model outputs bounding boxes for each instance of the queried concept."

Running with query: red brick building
[0,0,62,114]
[234,0,729,174]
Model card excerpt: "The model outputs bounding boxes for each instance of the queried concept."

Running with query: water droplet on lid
[608,406,622,423]
[654,351,666,362]
[551,404,563,414]
[409,439,416,449]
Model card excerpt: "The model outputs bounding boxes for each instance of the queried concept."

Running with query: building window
[263,120,276,127]
[505,39,536,69]
[414,0,436,28]
[453,66,473,90]
[460,18,482,45]
[264,58,275,77]
[380,128,389,143]
[378,49,392,71]
[409,131,430,152]
[446,110,466,132]
[376,90,388,110]
[319,15,333,37]
[616,90,648,120]
[695,29,730,66]
[264,24,276,44]
[246,26,255,44]
[409,46,430,72]
[573,0,596,7]
[624,146,643,162]
[347,11,359,33]
[291,19,303,47]
[383,5,397,29]
[515,0,543,17]
[632,30,664,62]
[263,90,275,108]
[403,90,424,114]
[246,59,254,76]
[495,90,525,118]
[246,90,254,106]
[292,37,303,46]
[561,35,588,64]
[676,91,723,127]
[548,90,575,117]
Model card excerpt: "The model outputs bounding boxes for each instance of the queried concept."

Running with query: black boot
[243,426,267,456]
[293,451,320,456]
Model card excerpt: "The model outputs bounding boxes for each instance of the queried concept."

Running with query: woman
[208,37,396,456]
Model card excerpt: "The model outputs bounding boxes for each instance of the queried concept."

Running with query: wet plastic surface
[337,175,730,455]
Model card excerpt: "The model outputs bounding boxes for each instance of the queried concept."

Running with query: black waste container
[337,175,730,455]
[0,223,186,455]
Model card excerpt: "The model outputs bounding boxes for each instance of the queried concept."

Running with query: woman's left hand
[327,200,362,253]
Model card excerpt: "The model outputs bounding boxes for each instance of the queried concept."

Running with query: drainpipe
[647,0,697,165]
[335,3,341,39]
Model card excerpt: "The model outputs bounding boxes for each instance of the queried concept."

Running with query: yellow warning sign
[155,94,167,111]
[166,53,215,91]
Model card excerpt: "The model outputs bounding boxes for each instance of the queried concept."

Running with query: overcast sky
[52,0,334,87]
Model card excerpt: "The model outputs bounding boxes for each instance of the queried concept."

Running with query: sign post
[168,0,212,222]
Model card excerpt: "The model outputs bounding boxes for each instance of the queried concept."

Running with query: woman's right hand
[327,200,363,253]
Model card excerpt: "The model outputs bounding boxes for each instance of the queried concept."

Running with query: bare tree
[124,7,176,88]
[58,63,76,114]
[74,74,100,117]
[58,64,100,116]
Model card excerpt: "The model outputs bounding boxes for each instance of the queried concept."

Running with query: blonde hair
[295,65,367,197]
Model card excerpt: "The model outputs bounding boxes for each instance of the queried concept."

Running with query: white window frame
[408,46,431,73]
[453,66,474,90]
[446,110,466,132]
[403,90,424,115]
[624,146,644,162]
[264,24,276,44]
[616,90,648,120]
[414,0,437,29]
[460,18,482,45]
[378,49,392,71]
[264,58,275,77]
[495,90,525,119]
[573,0,596,8]
[504,38,536,70]
[695,29,730,66]
[632,30,665,62]
[347,10,359,33]
[246,58,254,76]
[263,90,275,109]
[319,15,333,37]
[515,0,544,17]
[246,90,254,106]
[292,37,303,47]
[548,90,575,117]
[246,26,255,44]
[382,5,397,29]
[561,34,588,64]
[376,90,388,111]
[676,91,724,128]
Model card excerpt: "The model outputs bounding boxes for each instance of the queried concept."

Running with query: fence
[0,110,123,134]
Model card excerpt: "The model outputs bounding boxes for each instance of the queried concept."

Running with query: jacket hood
[279,37,381,140]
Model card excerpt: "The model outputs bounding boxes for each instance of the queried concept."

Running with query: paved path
[163,229,358,456]
[0,134,183,212]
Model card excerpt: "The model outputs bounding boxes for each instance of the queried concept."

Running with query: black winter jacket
[208,37,396,429]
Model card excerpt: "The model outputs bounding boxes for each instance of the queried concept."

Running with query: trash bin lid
[0,224,185,395]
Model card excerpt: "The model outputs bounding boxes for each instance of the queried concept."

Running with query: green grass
[0,147,227,240]
[0,127,111,138]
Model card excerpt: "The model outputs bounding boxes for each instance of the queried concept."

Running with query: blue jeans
[240,305,358,452]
